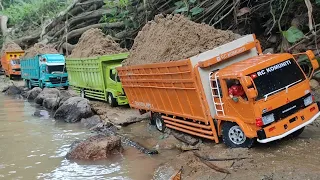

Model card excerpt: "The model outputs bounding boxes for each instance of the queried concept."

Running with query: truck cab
[212,51,320,147]
[105,64,127,106]
[21,54,69,89]
[1,51,25,79]
[38,54,69,89]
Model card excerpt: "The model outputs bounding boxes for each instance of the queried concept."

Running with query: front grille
[262,93,311,121]
[49,77,67,84]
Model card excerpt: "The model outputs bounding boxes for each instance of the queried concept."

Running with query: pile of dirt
[1,41,22,54]
[123,14,241,66]
[68,28,128,58]
[24,43,58,58]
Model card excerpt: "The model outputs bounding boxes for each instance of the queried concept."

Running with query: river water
[0,93,163,180]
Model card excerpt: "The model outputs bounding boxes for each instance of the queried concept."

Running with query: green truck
[66,53,128,107]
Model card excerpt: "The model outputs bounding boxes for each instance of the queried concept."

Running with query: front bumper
[257,103,320,143]
[117,96,128,105]
[45,82,69,88]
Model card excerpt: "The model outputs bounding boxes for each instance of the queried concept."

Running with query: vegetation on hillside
[0,0,320,56]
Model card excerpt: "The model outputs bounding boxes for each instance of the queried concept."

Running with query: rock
[43,95,60,110]
[81,115,102,129]
[54,97,93,123]
[66,134,123,160]
[26,87,42,100]
[310,79,319,90]
[267,35,278,43]
[34,88,60,105]
[172,131,199,146]
[110,112,151,126]
[33,110,50,119]
[58,90,73,107]
[4,85,21,96]
[263,48,274,54]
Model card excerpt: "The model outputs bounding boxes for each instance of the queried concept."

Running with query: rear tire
[222,122,254,148]
[108,93,118,107]
[154,113,165,132]
[290,127,305,138]
[80,89,85,98]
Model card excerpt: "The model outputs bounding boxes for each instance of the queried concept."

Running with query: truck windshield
[249,59,306,100]
[10,60,20,65]
[47,65,65,74]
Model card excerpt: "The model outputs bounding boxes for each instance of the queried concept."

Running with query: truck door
[223,78,255,121]
[108,68,117,91]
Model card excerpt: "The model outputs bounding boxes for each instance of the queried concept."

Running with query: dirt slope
[69,28,128,58]
[123,14,241,66]
[24,43,58,58]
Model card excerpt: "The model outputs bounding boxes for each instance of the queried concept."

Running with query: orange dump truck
[117,34,320,148]
[1,50,25,79]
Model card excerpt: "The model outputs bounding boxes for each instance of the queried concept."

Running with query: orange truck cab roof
[218,53,293,78]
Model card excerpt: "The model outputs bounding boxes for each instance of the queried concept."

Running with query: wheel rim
[228,125,246,145]
[156,117,162,130]
[108,94,112,104]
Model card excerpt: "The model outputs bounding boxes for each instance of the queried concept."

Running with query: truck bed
[118,34,260,119]
[66,53,128,100]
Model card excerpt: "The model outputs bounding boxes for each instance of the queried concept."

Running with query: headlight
[304,95,313,106]
[262,113,275,125]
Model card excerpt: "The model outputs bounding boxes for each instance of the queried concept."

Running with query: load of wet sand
[68,28,128,58]
[24,43,58,58]
[1,41,23,54]
[123,14,241,66]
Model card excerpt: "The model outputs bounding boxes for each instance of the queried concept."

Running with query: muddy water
[0,94,168,180]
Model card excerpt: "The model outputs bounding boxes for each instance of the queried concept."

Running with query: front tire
[222,122,254,148]
[27,80,33,89]
[39,81,44,89]
[108,93,118,107]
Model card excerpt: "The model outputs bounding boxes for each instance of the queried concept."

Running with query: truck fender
[217,118,257,138]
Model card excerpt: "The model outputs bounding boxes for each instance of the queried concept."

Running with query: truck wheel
[39,81,44,89]
[80,89,85,98]
[290,127,305,138]
[108,93,118,107]
[154,113,166,132]
[27,80,33,89]
[9,75,13,80]
[150,112,156,125]
[222,122,254,148]
[63,86,69,90]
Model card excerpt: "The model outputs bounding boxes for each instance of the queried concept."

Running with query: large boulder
[66,135,123,160]
[26,87,42,100]
[54,97,93,123]
[4,85,21,96]
[43,95,60,110]
[59,90,73,107]
[81,115,102,129]
[34,88,60,105]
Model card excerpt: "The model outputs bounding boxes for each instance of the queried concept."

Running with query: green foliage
[1,0,71,27]
[282,26,304,43]
[102,0,136,28]
[316,0,320,5]
[173,0,203,18]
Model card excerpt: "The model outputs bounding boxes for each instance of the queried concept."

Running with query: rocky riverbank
[2,75,320,180]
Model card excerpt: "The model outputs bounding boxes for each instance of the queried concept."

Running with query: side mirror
[247,88,257,99]
[241,76,253,87]
[111,69,116,75]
